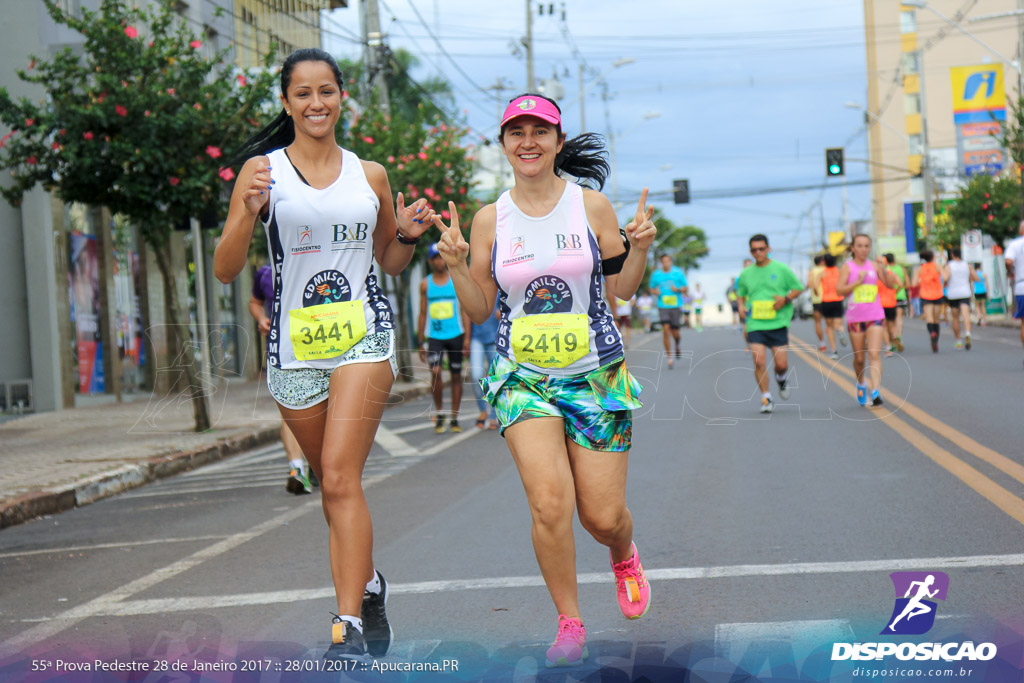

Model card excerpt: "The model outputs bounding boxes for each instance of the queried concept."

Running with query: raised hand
[432,202,469,267]
[624,188,657,250]
[242,161,273,216]
[396,193,435,239]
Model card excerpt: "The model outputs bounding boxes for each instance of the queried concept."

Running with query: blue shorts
[480,356,643,452]
[1015,295,1024,320]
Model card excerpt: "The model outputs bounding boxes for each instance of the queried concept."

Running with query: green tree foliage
[948,173,1021,248]
[325,52,479,358]
[338,49,454,123]
[650,209,709,271]
[0,0,278,430]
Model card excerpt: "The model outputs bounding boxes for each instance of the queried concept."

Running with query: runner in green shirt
[735,234,804,413]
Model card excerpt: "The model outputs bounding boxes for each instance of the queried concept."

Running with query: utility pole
[601,81,618,205]
[524,0,535,91]
[1018,0,1024,220]
[362,0,390,113]
[579,64,586,131]
[917,46,934,240]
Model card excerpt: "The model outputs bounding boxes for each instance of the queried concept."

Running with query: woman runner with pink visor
[432,93,657,667]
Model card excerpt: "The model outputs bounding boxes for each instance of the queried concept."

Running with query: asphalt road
[1,318,1023,681]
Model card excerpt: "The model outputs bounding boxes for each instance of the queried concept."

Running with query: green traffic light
[829,164,841,175]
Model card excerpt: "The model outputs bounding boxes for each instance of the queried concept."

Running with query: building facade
[0,0,341,414]
[862,0,1020,247]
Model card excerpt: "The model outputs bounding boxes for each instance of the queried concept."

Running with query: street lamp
[845,92,936,240]
[573,57,635,132]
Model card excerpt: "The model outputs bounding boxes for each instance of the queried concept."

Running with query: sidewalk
[0,363,433,530]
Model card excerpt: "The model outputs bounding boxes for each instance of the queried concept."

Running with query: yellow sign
[828,231,847,256]
[950,64,1005,113]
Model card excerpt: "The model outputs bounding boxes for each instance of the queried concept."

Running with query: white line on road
[0,535,231,559]
[418,427,480,457]
[0,499,322,658]
[373,424,418,457]
[40,552,1024,619]
[390,422,437,435]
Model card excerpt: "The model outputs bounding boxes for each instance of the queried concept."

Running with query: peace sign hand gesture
[396,193,435,240]
[432,202,469,267]
[624,188,657,250]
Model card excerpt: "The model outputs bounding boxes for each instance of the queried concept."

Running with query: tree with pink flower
[0,0,278,431]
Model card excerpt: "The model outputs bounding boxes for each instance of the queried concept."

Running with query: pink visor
[501,95,561,128]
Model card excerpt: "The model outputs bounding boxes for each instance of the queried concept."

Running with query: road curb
[0,384,432,531]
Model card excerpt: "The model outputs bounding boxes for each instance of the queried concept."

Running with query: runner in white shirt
[610,293,635,348]
[1005,221,1024,366]
[213,49,434,663]
[943,248,978,350]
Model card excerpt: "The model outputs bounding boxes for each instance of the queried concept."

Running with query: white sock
[762,391,772,401]
[339,615,363,633]
[289,459,304,471]
[365,572,381,595]
[775,370,788,383]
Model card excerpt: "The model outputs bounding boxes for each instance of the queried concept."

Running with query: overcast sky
[322,0,873,305]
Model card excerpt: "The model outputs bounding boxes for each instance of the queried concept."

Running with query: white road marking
[373,423,418,457]
[0,535,230,559]
[391,422,437,435]
[28,552,1023,619]
[0,499,322,658]
[418,427,480,456]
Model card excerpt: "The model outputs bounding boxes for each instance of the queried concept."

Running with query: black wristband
[396,230,420,245]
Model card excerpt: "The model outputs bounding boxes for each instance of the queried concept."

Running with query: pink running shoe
[545,615,588,668]
[611,542,651,619]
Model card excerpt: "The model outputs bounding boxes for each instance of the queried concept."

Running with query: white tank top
[945,260,972,299]
[261,147,393,369]
[491,182,623,376]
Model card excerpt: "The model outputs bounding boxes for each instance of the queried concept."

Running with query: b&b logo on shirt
[303,270,352,306]
[331,223,370,252]
[523,276,574,314]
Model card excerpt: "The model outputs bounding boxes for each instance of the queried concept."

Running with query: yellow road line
[788,340,1024,527]
[791,333,1024,488]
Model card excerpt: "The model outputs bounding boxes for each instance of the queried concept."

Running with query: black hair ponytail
[555,133,610,191]
[229,47,344,165]
[229,110,295,165]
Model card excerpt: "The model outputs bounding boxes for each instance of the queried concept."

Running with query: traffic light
[826,148,844,177]
[673,178,690,204]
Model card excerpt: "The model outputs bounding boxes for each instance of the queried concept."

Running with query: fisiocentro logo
[831,572,997,662]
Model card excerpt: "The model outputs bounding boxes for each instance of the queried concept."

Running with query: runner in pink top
[835,234,898,407]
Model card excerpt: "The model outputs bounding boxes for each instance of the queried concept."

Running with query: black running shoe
[362,571,392,657]
[324,617,370,663]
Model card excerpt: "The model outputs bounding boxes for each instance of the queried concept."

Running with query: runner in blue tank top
[213,49,435,664]
[431,93,658,668]
[418,243,470,433]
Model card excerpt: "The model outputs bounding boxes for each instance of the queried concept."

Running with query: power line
[627,174,917,203]
[400,0,494,99]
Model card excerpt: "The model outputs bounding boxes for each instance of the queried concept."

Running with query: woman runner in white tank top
[432,93,658,667]
[213,49,434,664]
